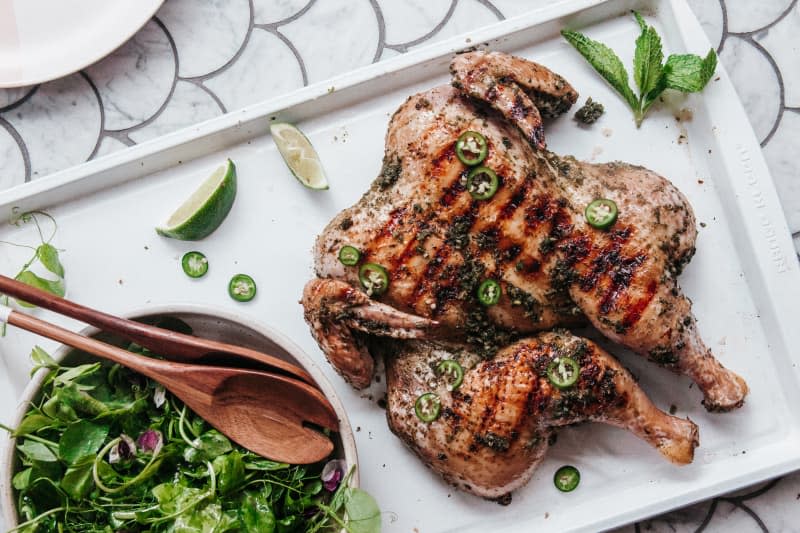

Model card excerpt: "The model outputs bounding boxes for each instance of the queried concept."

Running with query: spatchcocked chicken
[301,50,747,500]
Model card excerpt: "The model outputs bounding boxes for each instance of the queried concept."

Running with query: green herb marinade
[6,344,379,533]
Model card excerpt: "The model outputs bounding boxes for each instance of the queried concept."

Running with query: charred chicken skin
[301,50,747,412]
[377,331,699,501]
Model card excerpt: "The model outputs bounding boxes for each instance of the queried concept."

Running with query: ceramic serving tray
[1,0,799,531]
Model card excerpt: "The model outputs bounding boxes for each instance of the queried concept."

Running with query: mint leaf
[561,29,639,110]
[633,16,664,99]
[633,11,647,31]
[664,49,717,92]
[563,13,719,127]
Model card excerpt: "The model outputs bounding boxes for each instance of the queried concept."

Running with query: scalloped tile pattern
[0,1,799,529]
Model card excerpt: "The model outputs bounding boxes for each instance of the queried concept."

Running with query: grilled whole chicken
[301,50,747,411]
[376,330,699,501]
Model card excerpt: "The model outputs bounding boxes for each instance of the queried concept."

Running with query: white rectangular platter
[1,0,800,531]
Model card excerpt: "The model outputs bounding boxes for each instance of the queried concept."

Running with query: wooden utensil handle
[0,274,316,385]
[5,308,164,380]
[0,273,156,346]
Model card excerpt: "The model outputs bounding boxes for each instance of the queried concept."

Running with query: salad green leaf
[344,488,382,533]
[562,11,717,126]
[58,420,109,464]
[5,341,379,532]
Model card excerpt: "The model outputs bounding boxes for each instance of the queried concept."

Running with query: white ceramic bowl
[0,303,358,528]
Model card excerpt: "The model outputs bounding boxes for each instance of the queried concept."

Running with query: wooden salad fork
[0,274,316,386]
[0,303,338,464]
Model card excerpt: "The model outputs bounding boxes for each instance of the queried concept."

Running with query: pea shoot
[0,211,65,337]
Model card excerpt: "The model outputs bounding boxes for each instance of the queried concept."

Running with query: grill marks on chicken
[380,331,699,501]
[303,50,747,412]
[299,49,750,502]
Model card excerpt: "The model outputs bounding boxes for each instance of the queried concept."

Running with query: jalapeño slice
[546,357,580,389]
[338,245,361,266]
[585,198,618,230]
[229,274,257,302]
[436,360,464,391]
[358,262,389,297]
[181,251,208,278]
[415,392,441,423]
[466,166,499,200]
[554,465,580,492]
[455,131,488,166]
[477,279,501,306]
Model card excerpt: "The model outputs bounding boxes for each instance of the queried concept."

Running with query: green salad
[4,340,379,533]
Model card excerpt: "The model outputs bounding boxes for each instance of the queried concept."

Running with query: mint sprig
[562,11,717,126]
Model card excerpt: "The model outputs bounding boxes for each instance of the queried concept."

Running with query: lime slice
[270,122,329,190]
[156,159,237,241]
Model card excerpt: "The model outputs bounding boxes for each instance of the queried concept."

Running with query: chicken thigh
[376,330,699,501]
[301,51,747,411]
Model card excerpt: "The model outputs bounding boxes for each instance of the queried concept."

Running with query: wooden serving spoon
[0,304,338,464]
[0,274,315,386]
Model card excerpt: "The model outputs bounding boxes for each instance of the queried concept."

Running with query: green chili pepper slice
[359,262,389,297]
[455,131,488,166]
[181,251,208,278]
[338,245,361,266]
[585,198,618,230]
[436,360,464,391]
[414,392,441,423]
[546,356,580,389]
[228,274,257,302]
[477,279,501,306]
[466,166,499,200]
[554,465,580,492]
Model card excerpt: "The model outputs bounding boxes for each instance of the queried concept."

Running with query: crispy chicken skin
[377,331,699,502]
[301,50,747,411]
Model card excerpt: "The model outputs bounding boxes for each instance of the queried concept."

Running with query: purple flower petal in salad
[321,458,347,491]
[136,429,163,454]
[108,433,136,464]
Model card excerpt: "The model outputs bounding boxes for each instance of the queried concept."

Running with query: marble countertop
[1,0,798,530]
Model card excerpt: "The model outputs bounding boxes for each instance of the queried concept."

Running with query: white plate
[0,0,164,88]
[0,0,799,531]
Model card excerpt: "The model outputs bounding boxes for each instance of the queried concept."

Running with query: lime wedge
[270,122,329,190]
[156,159,237,241]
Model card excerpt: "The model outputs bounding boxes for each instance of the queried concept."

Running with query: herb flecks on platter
[0,211,66,337]
[3,342,380,533]
[562,11,717,126]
